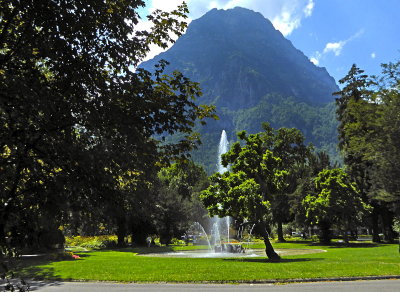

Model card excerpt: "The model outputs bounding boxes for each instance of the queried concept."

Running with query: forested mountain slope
[140,7,340,173]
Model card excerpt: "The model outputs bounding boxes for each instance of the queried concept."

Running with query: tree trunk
[371,206,381,243]
[255,221,281,261]
[0,223,6,247]
[276,219,285,242]
[381,208,395,243]
[116,218,126,247]
[318,220,331,244]
[131,222,148,246]
[131,230,147,246]
[343,230,349,244]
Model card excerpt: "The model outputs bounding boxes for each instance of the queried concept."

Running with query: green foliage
[201,124,312,221]
[370,61,400,211]
[234,94,339,160]
[155,161,210,245]
[334,61,400,242]
[201,125,301,223]
[392,218,400,234]
[303,168,371,230]
[65,235,118,250]
[189,95,339,174]
[201,124,312,259]
[201,171,267,220]
[0,0,216,250]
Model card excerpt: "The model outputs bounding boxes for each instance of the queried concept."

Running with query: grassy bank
[17,241,400,282]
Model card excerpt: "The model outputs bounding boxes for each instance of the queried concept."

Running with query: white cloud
[371,52,376,59]
[311,30,364,66]
[303,0,314,17]
[310,51,321,65]
[310,57,319,66]
[323,29,364,57]
[323,41,346,56]
[200,0,315,36]
[139,0,315,61]
[144,0,315,35]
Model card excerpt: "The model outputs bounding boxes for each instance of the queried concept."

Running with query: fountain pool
[138,248,326,258]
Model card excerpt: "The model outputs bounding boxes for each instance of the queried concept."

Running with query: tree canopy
[0,0,215,249]
[334,61,400,242]
[302,168,370,243]
[201,123,311,260]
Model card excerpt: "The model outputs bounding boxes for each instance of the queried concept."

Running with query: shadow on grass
[277,240,381,248]
[20,265,61,281]
[318,242,380,248]
[222,257,325,264]
[106,246,175,255]
[6,256,61,283]
[10,252,93,281]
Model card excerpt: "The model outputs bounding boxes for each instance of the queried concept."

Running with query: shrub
[65,235,117,250]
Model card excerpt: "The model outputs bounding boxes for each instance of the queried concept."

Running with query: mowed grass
[19,242,400,282]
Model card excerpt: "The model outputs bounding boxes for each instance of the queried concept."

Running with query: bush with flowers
[48,251,81,261]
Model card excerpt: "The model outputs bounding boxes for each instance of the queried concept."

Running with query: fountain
[186,222,212,250]
[209,131,236,252]
[186,220,245,255]
[217,130,229,173]
[245,223,256,251]
[157,130,248,257]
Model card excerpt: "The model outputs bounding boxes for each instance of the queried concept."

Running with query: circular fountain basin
[138,248,326,258]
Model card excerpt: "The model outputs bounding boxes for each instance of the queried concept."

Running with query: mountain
[140,7,340,173]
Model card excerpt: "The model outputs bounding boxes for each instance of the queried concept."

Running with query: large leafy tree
[334,63,398,242]
[155,161,209,245]
[270,127,311,242]
[201,123,310,260]
[334,64,380,241]
[371,61,400,215]
[302,168,370,243]
[367,61,400,240]
[0,0,215,248]
[289,150,333,237]
[334,65,376,197]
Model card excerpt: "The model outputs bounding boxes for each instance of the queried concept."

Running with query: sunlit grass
[17,241,400,282]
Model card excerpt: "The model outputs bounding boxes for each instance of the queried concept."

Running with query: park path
[14,279,400,292]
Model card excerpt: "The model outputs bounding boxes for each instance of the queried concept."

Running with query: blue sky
[139,0,400,83]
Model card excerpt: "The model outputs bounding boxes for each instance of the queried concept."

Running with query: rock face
[141,7,338,108]
[140,7,340,173]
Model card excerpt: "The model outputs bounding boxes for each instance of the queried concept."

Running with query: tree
[201,170,280,260]
[201,123,310,260]
[155,161,209,245]
[334,63,399,242]
[334,64,382,241]
[270,127,311,242]
[0,1,216,249]
[290,150,333,237]
[367,61,400,241]
[302,168,370,243]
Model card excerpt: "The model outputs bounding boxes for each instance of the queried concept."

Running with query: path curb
[27,275,400,285]
[231,275,400,284]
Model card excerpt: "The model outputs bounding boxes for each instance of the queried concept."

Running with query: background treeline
[189,96,339,175]
[333,62,400,242]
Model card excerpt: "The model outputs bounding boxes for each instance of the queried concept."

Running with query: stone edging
[26,275,400,285]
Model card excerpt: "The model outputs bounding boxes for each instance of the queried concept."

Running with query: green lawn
[17,241,400,282]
